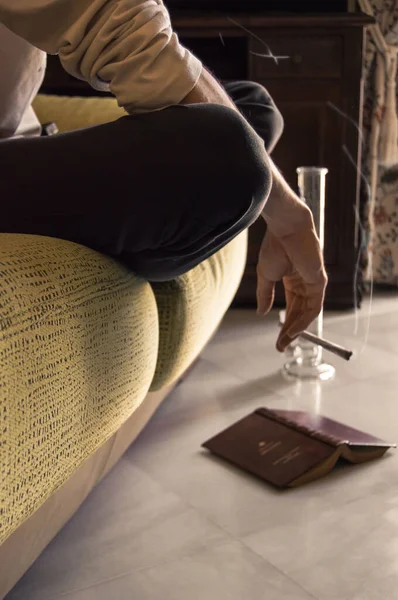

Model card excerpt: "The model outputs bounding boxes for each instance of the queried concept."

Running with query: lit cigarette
[299,331,353,361]
[278,311,353,362]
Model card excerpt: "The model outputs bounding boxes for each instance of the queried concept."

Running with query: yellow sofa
[0,96,248,598]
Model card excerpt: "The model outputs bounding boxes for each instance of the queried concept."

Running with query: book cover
[202,408,395,488]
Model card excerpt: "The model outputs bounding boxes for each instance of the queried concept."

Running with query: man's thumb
[257,275,275,316]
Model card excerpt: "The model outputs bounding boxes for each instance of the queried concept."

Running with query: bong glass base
[282,359,335,382]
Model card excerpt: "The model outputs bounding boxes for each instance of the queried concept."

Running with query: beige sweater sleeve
[0,23,46,138]
[0,0,203,113]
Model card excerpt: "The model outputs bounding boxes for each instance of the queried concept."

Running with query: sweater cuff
[107,36,203,114]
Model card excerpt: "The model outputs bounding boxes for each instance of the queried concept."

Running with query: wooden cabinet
[172,13,373,308]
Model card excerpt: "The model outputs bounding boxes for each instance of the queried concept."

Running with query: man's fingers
[279,298,301,336]
[276,331,296,353]
[276,293,303,352]
[256,275,275,316]
[286,311,321,340]
[277,304,321,352]
[286,286,325,338]
[276,277,326,352]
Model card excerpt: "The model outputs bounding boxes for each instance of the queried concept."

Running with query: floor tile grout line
[235,478,398,543]
[40,460,239,600]
[28,476,398,600]
[130,460,241,547]
[42,539,237,600]
[134,454,395,594]
[237,537,320,600]
[100,456,327,600]
[239,494,395,600]
[43,532,323,600]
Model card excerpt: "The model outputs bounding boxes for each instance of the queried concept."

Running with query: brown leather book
[202,408,396,488]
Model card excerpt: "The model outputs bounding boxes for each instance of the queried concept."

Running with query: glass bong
[282,167,336,382]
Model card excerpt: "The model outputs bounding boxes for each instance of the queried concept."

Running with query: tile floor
[7,292,398,600]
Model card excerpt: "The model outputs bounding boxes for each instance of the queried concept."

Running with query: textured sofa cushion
[0,234,158,544]
[151,231,248,391]
[32,94,126,133]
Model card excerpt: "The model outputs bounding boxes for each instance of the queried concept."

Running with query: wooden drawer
[250,34,342,79]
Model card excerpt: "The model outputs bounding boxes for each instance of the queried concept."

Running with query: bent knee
[247,81,284,134]
[165,103,272,221]
[206,104,272,218]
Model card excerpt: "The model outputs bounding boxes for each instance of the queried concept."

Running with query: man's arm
[0,0,202,114]
[183,68,327,350]
[0,0,305,232]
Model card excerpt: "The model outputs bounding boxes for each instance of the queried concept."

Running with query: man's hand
[257,206,327,352]
[180,67,328,349]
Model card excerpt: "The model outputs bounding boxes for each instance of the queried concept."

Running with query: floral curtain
[359,0,398,286]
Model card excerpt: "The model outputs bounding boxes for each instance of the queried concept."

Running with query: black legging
[0,81,283,281]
